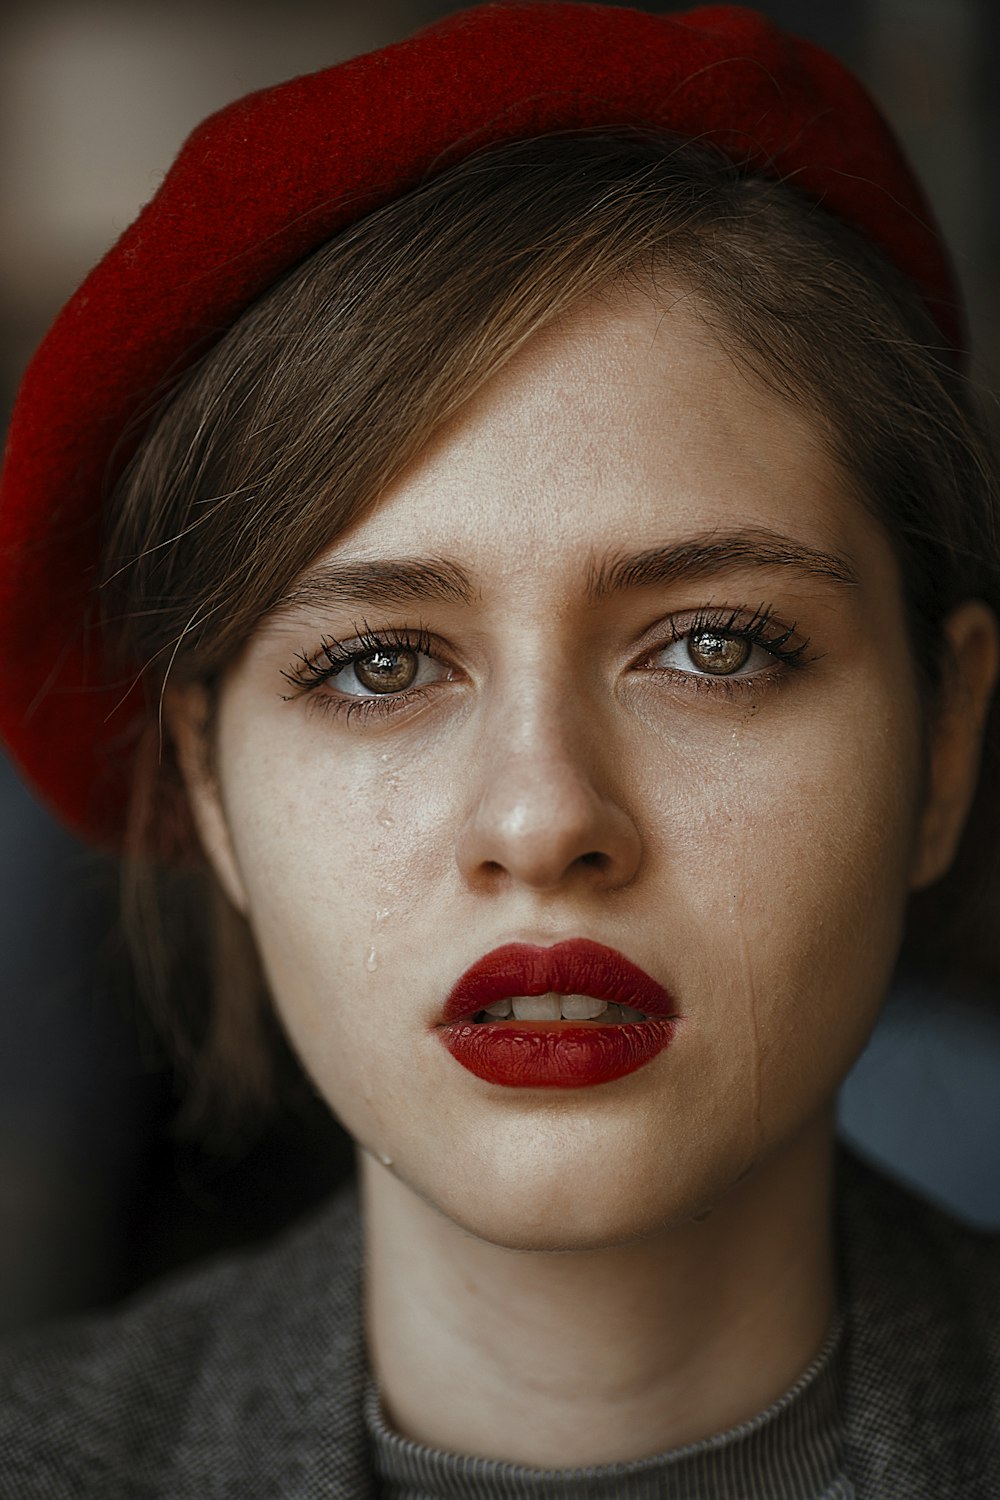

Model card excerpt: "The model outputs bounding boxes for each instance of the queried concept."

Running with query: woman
[1,4,998,1494]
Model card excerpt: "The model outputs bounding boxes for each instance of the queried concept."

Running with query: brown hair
[100,129,1000,1145]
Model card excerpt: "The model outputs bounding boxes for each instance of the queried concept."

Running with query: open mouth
[438,939,677,1087]
[461,992,650,1024]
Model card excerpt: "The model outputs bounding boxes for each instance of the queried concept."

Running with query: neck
[361,1114,837,1468]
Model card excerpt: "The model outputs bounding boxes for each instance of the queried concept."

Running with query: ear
[910,599,1000,891]
[164,682,250,916]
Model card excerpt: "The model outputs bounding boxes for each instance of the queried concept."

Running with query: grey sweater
[0,1150,998,1498]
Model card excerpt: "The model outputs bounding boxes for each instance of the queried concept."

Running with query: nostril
[457,794,641,892]
[579,850,609,870]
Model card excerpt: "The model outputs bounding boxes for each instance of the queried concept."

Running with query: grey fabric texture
[0,1149,997,1498]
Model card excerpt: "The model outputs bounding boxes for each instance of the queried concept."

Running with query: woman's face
[187,290,948,1250]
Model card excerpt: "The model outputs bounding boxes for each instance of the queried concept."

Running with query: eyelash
[281,622,439,726]
[280,606,810,726]
[659,603,809,693]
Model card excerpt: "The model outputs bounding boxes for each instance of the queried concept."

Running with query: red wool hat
[0,1,962,851]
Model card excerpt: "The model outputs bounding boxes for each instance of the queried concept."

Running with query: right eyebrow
[267,556,478,623]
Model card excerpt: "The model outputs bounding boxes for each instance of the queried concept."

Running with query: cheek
[646,678,922,1143]
[223,725,447,940]
[215,717,458,1133]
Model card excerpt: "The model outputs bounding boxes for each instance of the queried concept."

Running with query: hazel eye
[281,624,455,721]
[319,637,451,701]
[651,621,790,681]
[352,647,420,694]
[685,630,752,675]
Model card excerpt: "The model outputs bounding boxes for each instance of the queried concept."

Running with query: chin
[403,1140,744,1254]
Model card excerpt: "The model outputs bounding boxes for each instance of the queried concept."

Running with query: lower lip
[439,1017,677,1088]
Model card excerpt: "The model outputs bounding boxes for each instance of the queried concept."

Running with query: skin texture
[171,289,998,1465]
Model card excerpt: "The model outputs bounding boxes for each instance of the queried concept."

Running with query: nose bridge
[454,662,641,892]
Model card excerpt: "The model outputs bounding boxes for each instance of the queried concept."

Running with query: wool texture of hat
[0,1,963,850]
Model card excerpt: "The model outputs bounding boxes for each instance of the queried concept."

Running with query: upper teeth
[481,993,647,1022]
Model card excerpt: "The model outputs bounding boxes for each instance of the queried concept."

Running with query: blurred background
[1,0,999,1337]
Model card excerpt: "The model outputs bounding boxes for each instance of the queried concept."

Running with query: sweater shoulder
[837,1147,1000,1495]
[0,1183,363,1500]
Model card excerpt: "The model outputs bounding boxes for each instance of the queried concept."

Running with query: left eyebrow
[584,527,860,599]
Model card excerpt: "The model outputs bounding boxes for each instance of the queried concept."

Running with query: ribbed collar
[365,1313,848,1500]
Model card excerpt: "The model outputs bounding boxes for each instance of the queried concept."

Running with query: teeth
[618,1004,647,1023]
[559,995,608,1020]
[510,994,562,1020]
[473,993,649,1023]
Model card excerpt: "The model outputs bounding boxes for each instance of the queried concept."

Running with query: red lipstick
[437,938,679,1088]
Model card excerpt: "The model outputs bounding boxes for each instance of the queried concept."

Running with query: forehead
[334,289,864,577]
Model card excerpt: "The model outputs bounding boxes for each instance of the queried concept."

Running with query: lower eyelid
[301,684,427,725]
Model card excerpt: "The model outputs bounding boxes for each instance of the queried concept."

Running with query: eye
[280,624,453,724]
[328,641,444,697]
[660,628,767,677]
[645,606,808,685]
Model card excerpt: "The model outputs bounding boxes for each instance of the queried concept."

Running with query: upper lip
[439,938,678,1024]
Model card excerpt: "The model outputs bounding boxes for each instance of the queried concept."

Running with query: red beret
[0,1,962,850]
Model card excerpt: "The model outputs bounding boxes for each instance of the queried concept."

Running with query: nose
[454,688,642,893]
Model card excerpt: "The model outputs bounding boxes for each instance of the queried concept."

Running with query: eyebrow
[585,529,860,598]
[269,527,859,622]
[274,556,474,616]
